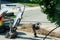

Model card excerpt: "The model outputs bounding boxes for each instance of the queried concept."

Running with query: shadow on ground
[17,32,51,40]
[0,31,51,40]
[17,36,40,40]
[17,35,51,40]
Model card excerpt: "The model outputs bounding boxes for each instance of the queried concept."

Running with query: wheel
[0,27,7,33]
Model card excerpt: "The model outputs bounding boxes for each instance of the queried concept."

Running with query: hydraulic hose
[43,26,60,40]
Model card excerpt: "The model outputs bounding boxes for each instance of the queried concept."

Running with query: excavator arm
[12,6,25,27]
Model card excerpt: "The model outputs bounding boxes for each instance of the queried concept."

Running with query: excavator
[0,5,25,38]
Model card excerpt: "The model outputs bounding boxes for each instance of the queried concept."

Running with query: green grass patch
[18,2,39,7]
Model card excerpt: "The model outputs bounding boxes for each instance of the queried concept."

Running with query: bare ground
[17,23,60,38]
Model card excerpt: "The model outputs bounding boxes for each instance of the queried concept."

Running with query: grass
[18,2,39,7]
[6,0,39,7]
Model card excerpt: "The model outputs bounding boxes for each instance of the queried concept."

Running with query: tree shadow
[35,36,51,39]
[17,36,51,40]
[17,31,26,35]
[17,36,40,40]
[0,31,51,40]
[16,31,39,40]
[0,31,26,35]
[17,32,51,40]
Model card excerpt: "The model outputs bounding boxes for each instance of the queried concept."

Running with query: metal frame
[0,0,1,9]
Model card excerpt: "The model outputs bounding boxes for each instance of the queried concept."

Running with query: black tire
[5,26,10,30]
[0,27,6,33]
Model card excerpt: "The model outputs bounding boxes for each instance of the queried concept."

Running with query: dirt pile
[17,23,60,38]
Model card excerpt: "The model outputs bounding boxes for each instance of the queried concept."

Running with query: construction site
[0,0,60,40]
